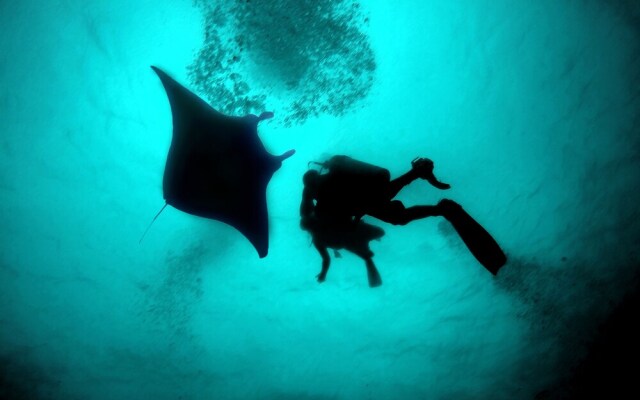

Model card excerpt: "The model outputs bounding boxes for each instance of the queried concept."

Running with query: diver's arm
[388,170,420,198]
[388,169,419,199]
[388,158,450,198]
[314,242,330,283]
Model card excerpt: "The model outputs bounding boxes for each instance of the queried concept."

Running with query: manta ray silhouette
[147,66,295,258]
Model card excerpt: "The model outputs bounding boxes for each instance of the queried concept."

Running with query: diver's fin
[439,200,506,275]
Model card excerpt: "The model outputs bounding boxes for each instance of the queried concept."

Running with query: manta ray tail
[139,203,168,244]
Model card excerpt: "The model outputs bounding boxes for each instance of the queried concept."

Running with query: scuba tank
[321,155,390,188]
[312,155,391,218]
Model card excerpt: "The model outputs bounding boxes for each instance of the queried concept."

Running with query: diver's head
[303,170,320,190]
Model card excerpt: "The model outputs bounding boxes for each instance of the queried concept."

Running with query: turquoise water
[1,1,639,399]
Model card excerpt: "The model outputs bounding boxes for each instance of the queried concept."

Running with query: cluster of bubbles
[189,0,376,126]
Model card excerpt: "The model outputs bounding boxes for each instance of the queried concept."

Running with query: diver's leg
[370,200,443,226]
[314,242,331,283]
[401,205,442,223]
[349,246,383,288]
[365,258,382,288]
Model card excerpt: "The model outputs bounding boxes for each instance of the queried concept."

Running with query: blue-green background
[1,1,639,399]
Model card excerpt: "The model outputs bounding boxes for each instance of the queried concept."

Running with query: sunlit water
[1,1,639,399]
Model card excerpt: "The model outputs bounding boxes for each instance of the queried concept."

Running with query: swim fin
[439,199,506,275]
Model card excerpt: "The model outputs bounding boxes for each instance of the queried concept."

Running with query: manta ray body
[149,66,294,257]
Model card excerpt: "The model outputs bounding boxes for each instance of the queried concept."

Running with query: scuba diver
[300,156,507,287]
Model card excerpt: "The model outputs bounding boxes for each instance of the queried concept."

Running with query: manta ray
[143,66,295,258]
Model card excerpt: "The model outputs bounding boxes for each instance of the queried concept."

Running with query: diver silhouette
[300,156,507,287]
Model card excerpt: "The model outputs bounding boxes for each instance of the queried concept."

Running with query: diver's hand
[427,177,451,190]
[411,157,434,176]
[412,157,451,189]
[316,272,326,283]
